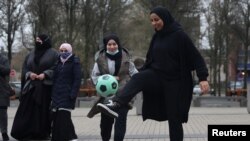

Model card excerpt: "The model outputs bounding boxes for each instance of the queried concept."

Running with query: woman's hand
[30,73,38,80]
[36,73,45,80]
[199,81,209,94]
[10,95,16,100]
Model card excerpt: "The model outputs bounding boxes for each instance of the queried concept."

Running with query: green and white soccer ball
[95,74,118,97]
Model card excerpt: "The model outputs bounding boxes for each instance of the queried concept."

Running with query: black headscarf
[103,33,122,76]
[34,34,52,64]
[150,6,182,36]
[143,6,183,69]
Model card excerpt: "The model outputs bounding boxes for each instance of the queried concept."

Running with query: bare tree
[0,0,25,63]
[25,0,59,42]
[22,0,131,79]
[204,0,238,96]
[78,0,130,78]
[203,0,250,96]
[231,0,250,94]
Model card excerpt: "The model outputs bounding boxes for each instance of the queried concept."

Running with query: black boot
[2,133,9,141]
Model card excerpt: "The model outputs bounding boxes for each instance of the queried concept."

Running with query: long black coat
[11,48,58,140]
[141,10,208,123]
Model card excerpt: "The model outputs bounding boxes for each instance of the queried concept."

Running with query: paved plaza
[6,99,250,141]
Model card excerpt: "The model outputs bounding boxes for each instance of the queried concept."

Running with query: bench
[79,88,96,97]
[78,78,97,97]
[75,96,97,107]
[192,96,247,107]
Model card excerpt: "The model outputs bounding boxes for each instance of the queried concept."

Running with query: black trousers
[113,69,183,141]
[100,107,129,141]
[114,69,155,105]
[0,106,8,134]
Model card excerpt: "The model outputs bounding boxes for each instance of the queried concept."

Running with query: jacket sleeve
[21,54,31,90]
[91,63,100,85]
[43,50,59,85]
[0,55,10,76]
[70,57,82,99]
[129,61,138,77]
[181,32,208,82]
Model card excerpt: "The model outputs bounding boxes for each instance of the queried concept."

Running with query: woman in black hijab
[89,33,138,141]
[11,34,58,140]
[97,6,209,141]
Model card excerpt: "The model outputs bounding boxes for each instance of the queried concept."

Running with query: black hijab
[143,6,183,69]
[150,6,182,36]
[34,34,52,64]
[103,33,122,76]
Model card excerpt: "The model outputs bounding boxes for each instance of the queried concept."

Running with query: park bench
[78,78,96,97]
[76,78,97,107]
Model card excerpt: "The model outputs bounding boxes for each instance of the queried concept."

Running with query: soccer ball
[95,74,118,97]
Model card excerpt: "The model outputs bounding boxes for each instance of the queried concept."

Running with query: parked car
[9,81,21,98]
[193,84,202,96]
[226,81,246,96]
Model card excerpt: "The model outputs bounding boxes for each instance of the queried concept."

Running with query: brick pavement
[6,103,250,141]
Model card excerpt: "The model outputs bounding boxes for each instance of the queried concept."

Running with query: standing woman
[51,43,81,141]
[97,6,209,141]
[11,34,58,140]
[89,33,138,141]
[0,53,14,141]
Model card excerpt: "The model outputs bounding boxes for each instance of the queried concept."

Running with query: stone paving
[6,101,250,141]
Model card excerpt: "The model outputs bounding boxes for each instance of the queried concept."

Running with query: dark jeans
[113,69,184,141]
[100,107,128,141]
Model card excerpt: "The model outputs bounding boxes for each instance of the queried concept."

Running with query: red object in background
[10,69,16,77]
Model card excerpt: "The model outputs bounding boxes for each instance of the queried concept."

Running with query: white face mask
[106,49,119,55]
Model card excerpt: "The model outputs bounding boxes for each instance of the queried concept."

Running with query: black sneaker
[2,133,9,141]
[87,97,104,118]
[97,100,120,118]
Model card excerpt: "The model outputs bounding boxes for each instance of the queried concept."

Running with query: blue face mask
[60,52,71,59]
